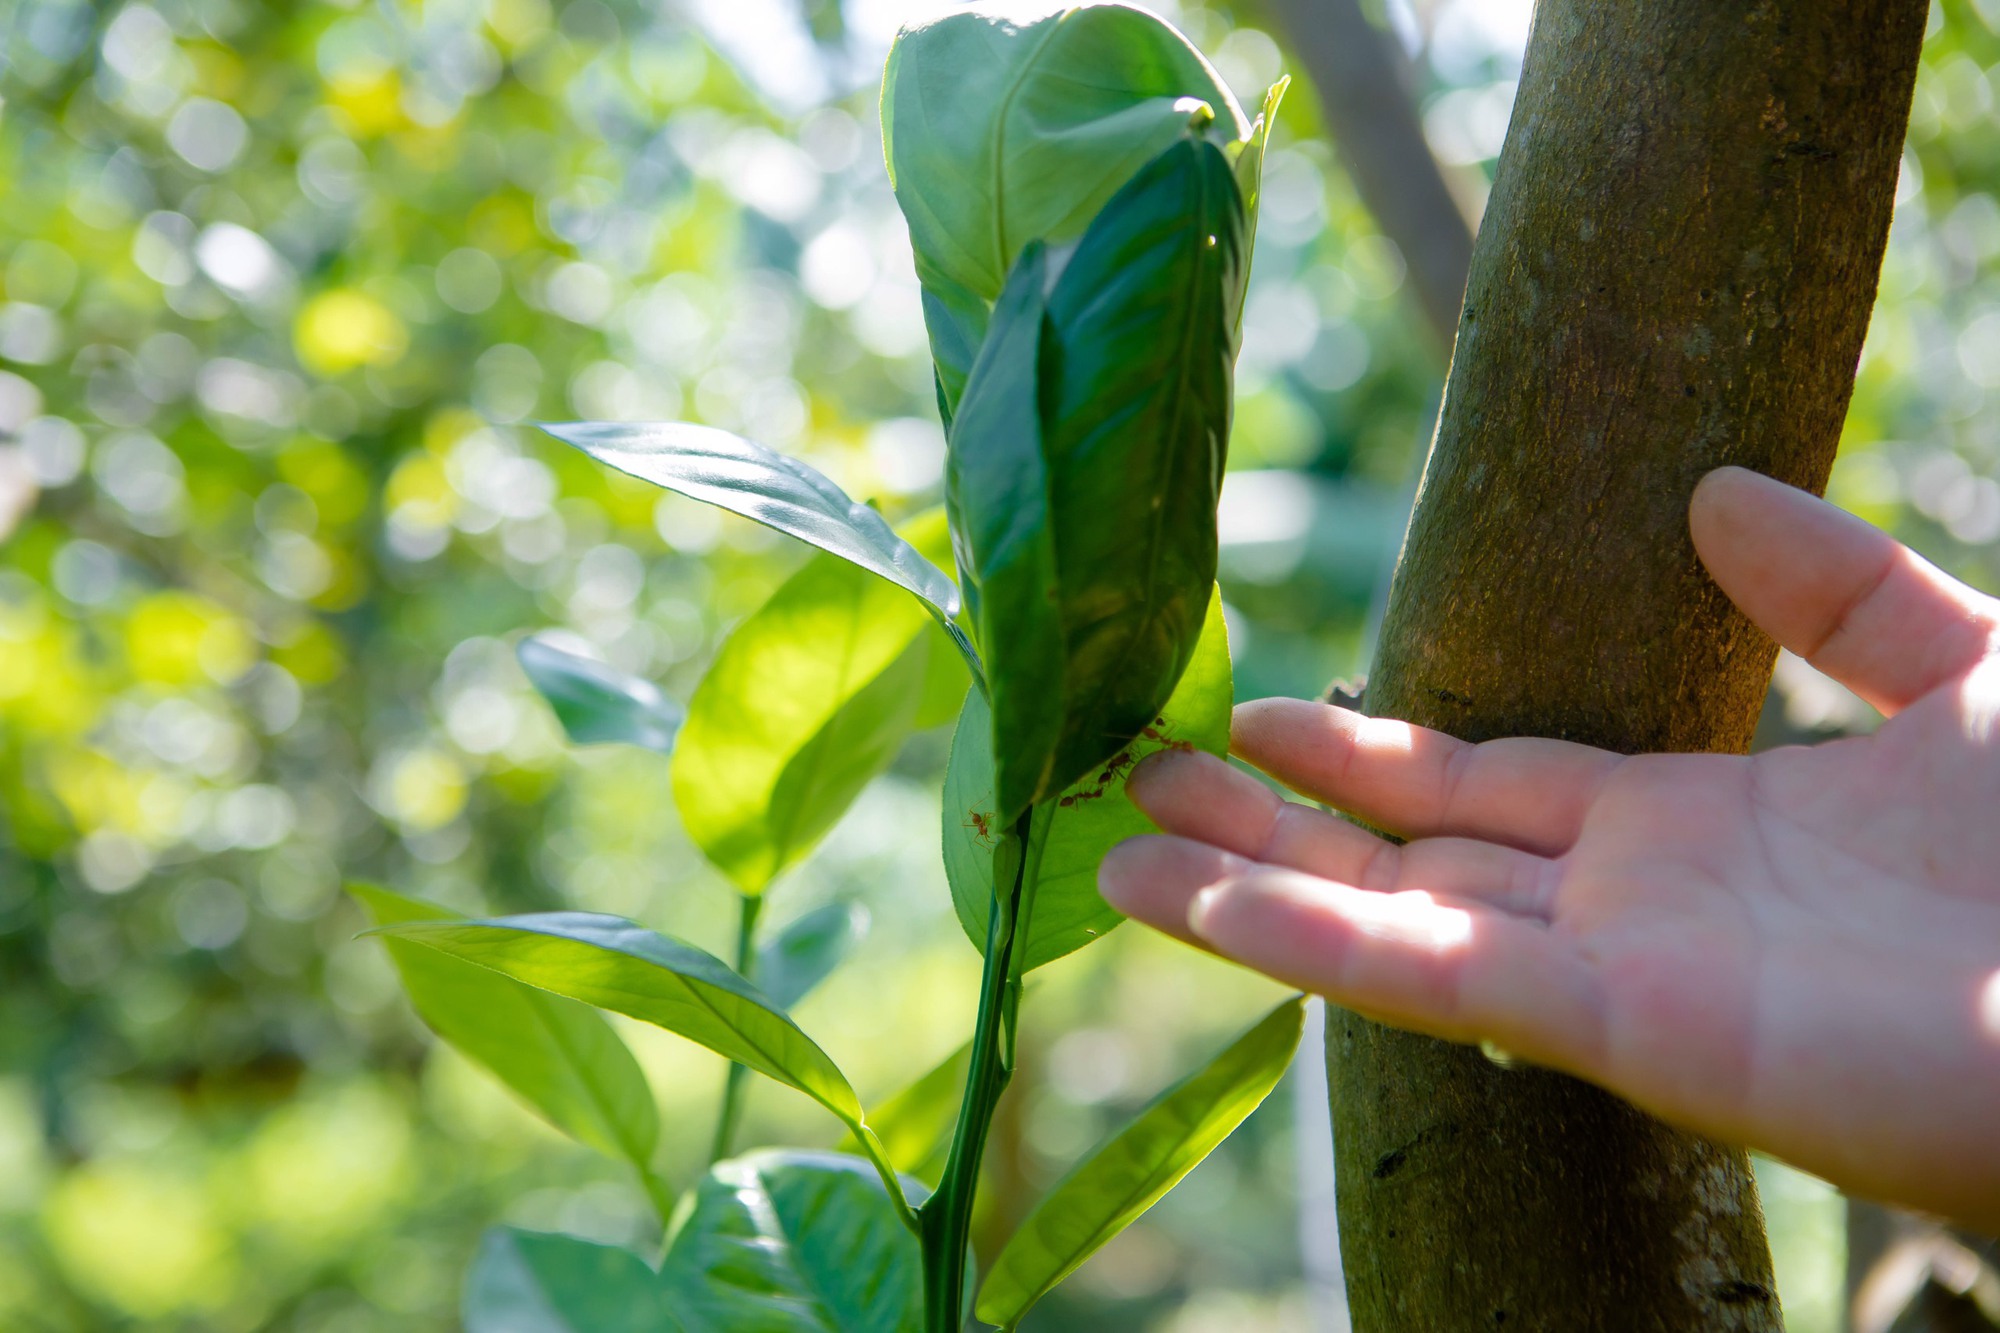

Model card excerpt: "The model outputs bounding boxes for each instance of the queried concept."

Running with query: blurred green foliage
[0,0,1990,1328]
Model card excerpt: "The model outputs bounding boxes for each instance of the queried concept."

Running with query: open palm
[1100,468,2000,1230]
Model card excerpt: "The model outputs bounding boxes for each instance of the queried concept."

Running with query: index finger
[1691,467,2000,715]
[1230,698,1622,855]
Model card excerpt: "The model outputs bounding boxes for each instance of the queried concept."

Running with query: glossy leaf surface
[542,422,970,663]
[374,911,914,1222]
[1036,135,1244,796]
[659,1151,924,1333]
[351,886,661,1177]
[755,902,868,1011]
[463,1228,678,1333]
[516,634,682,754]
[975,997,1305,1328]
[374,912,862,1122]
[882,1,1247,411]
[942,244,1064,821]
[944,587,1231,971]
[836,1042,970,1188]
[673,511,965,894]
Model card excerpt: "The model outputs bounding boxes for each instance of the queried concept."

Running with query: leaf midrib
[989,18,1065,292]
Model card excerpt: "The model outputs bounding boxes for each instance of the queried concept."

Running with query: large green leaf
[835,1042,970,1189]
[463,1228,679,1333]
[1036,135,1244,797]
[881,1,1248,413]
[943,243,1064,822]
[975,998,1305,1329]
[517,634,682,754]
[673,510,966,894]
[756,902,868,1011]
[349,886,664,1199]
[943,587,1231,972]
[542,422,974,673]
[659,1151,924,1333]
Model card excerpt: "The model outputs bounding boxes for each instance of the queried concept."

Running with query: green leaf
[542,422,974,674]
[756,902,868,1011]
[943,243,1064,822]
[673,510,965,894]
[1230,77,1290,328]
[1035,135,1244,798]
[349,886,663,1191]
[463,1228,679,1333]
[517,634,682,754]
[373,911,915,1226]
[943,587,1231,972]
[974,997,1305,1329]
[375,911,857,1113]
[660,1151,924,1333]
[836,1042,970,1189]
[882,1,1248,413]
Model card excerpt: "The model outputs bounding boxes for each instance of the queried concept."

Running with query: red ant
[1057,787,1106,809]
[964,808,995,843]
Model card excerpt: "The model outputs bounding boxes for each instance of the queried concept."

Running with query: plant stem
[708,893,765,1165]
[919,807,1039,1332]
[637,1165,677,1236]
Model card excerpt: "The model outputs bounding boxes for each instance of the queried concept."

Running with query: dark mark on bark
[1372,1120,1461,1179]
[1712,1280,1775,1305]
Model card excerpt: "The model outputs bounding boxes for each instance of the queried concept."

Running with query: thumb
[1688,466,1997,714]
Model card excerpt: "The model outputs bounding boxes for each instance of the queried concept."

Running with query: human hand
[1100,467,2000,1231]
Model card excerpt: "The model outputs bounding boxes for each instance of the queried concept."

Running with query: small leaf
[944,588,1232,971]
[350,886,662,1188]
[542,421,975,674]
[836,1042,970,1188]
[882,2,1249,414]
[974,997,1306,1328]
[375,911,858,1117]
[463,1228,678,1333]
[944,244,1065,822]
[517,634,682,754]
[674,510,964,894]
[373,911,913,1224]
[756,902,868,1011]
[660,1150,924,1333]
[1230,77,1290,328]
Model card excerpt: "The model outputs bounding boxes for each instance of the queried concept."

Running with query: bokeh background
[0,0,1990,1328]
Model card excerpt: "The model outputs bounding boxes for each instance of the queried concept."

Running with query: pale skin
[1100,466,2000,1233]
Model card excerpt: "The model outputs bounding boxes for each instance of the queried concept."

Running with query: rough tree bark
[1332,2,1928,1329]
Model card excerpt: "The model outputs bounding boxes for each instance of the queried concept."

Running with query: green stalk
[708,893,765,1165]
[919,806,1042,1332]
[637,1166,677,1237]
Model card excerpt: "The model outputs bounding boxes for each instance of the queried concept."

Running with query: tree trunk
[1331,2,1927,1329]
[1257,0,1474,351]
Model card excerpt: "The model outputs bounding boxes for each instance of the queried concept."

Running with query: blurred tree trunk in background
[1256,0,1473,351]
[1847,1203,2000,1333]
[1332,1,1928,1328]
